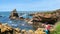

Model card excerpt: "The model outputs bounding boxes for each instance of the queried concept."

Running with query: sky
[0,0,60,11]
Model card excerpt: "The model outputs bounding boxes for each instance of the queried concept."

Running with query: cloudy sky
[0,0,60,11]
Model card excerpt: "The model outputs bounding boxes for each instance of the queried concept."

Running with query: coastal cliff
[26,9,60,29]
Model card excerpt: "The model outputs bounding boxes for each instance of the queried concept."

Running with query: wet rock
[20,16,25,20]
[28,14,35,16]
[25,18,31,22]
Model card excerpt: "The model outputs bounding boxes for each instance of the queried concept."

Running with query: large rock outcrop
[27,9,60,29]
[9,9,19,20]
[31,9,60,25]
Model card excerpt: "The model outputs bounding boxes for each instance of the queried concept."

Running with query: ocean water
[0,11,33,30]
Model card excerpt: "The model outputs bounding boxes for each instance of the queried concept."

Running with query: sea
[0,11,35,31]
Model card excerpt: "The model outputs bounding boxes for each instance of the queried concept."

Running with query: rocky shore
[9,9,60,21]
[25,9,60,29]
[0,23,55,34]
[0,23,46,34]
[0,9,59,34]
[9,9,60,30]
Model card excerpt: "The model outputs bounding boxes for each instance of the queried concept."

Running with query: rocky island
[9,9,26,20]
[9,9,19,20]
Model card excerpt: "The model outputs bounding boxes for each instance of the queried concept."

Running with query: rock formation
[27,9,60,29]
[9,9,19,20]
[19,16,25,20]
[0,23,47,34]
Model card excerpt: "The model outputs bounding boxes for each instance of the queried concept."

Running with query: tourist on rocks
[42,22,51,34]
[45,24,51,34]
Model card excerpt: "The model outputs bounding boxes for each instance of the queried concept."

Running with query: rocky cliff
[31,9,60,24]
[28,9,60,29]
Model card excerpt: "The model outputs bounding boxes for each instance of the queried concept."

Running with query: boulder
[19,16,25,20]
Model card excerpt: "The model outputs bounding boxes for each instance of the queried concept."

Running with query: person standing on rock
[45,24,51,34]
[42,23,51,34]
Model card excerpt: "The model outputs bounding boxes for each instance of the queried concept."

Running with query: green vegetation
[55,21,60,34]
[51,21,60,34]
